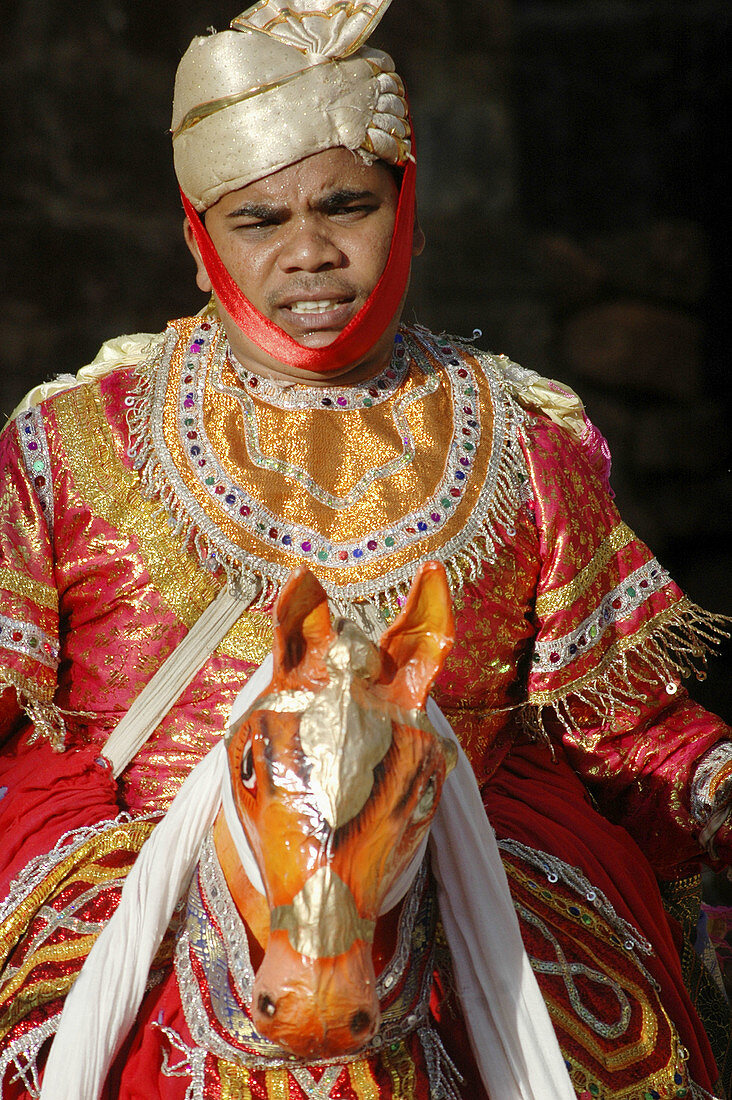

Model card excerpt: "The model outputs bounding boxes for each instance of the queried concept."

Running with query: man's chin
[289,328,343,348]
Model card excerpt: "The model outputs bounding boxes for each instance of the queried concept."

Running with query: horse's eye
[241,739,256,791]
[414,776,436,821]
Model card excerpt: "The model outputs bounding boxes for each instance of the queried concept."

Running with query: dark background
[1,0,729,713]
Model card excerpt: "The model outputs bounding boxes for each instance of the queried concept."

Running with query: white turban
[171,0,412,211]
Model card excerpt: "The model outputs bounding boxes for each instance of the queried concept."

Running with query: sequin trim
[128,319,526,610]
[0,612,58,669]
[0,1011,60,1098]
[531,560,670,674]
[528,598,730,733]
[691,742,732,822]
[229,337,410,411]
[15,407,54,536]
[211,334,442,511]
[534,522,635,619]
[0,813,140,927]
[498,839,655,966]
[517,900,634,1040]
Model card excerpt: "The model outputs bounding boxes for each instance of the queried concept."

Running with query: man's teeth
[289,300,340,314]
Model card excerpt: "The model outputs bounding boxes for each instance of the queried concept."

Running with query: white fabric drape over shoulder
[41,660,573,1099]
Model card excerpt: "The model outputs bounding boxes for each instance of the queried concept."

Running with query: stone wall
[1,0,729,710]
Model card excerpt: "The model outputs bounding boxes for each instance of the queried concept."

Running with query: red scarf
[181,156,416,374]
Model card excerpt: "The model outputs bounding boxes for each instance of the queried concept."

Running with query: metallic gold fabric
[144,319,498,593]
[501,846,695,1100]
[1,316,728,870]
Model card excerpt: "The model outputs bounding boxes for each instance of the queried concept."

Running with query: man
[0,1,730,1097]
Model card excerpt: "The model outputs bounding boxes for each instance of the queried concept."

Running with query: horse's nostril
[258,993,277,1018]
[350,1009,372,1036]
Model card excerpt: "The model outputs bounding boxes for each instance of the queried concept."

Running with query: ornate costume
[1,318,730,1097]
[2,0,730,1096]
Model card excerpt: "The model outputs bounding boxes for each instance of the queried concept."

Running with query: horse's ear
[378,562,454,708]
[271,567,335,688]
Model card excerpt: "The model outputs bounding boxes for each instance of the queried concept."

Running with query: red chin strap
[181,156,416,374]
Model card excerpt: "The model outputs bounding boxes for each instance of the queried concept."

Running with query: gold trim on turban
[171,0,410,211]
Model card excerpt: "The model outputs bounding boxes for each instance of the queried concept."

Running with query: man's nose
[277,218,345,273]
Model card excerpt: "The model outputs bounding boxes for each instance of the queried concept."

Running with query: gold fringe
[1,672,66,751]
[526,599,731,739]
[126,324,528,617]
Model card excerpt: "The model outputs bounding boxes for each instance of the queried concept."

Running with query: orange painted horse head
[214,561,457,1060]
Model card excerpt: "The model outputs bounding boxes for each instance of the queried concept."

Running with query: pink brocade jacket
[0,318,730,880]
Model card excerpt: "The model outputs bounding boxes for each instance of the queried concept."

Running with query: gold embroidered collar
[128,318,524,612]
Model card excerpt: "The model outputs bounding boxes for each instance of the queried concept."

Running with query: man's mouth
[275,294,358,345]
[289,299,345,315]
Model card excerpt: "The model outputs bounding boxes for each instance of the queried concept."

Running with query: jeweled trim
[128,319,527,611]
[498,839,654,961]
[211,333,442,511]
[228,335,411,411]
[527,598,730,735]
[0,612,58,669]
[15,407,54,536]
[516,901,634,1040]
[534,522,635,619]
[531,560,670,674]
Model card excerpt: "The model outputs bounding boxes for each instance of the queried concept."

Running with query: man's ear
[412,213,426,257]
[183,217,213,294]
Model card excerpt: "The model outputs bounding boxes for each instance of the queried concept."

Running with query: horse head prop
[215,561,456,1059]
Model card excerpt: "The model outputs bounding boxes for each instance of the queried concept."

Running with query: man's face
[185,147,423,385]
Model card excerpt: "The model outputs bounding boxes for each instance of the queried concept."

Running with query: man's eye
[334,204,373,217]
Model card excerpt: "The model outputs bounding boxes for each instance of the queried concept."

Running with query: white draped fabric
[41,661,573,1099]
